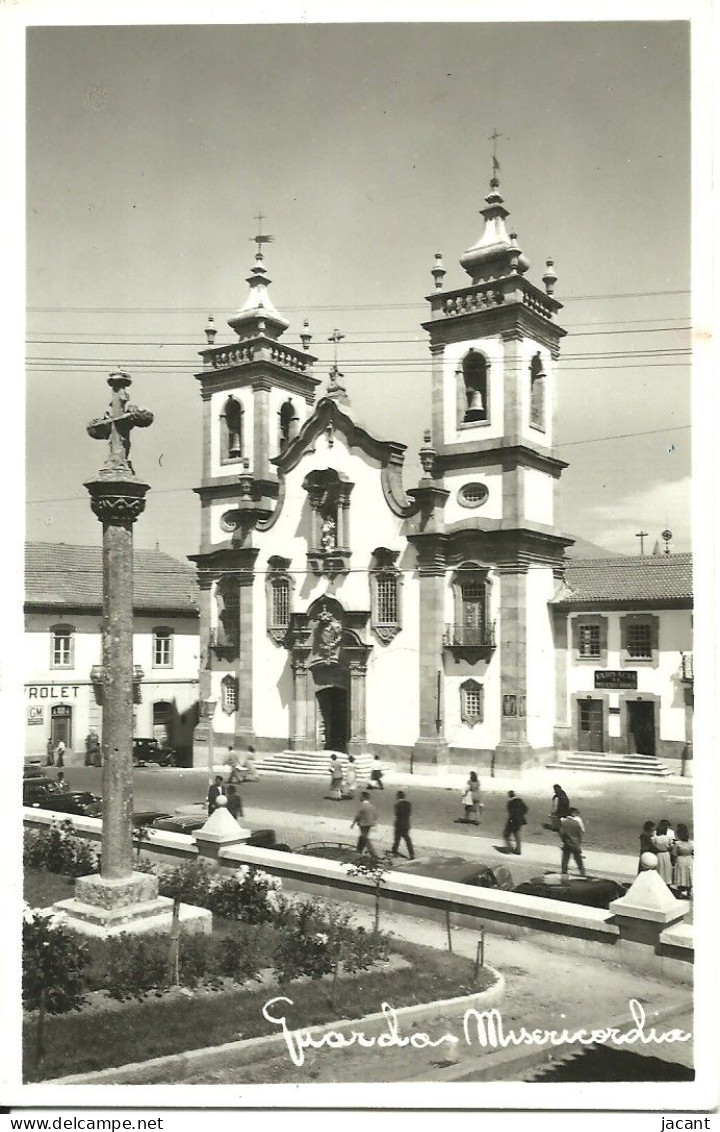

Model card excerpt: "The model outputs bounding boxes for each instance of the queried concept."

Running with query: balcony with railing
[680,652,693,684]
[443,622,496,660]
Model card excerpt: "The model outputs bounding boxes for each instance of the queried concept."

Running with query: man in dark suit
[503,790,528,855]
[207,774,225,815]
[391,790,415,859]
[226,784,243,821]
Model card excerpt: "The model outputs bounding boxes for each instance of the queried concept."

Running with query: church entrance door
[316,686,350,753]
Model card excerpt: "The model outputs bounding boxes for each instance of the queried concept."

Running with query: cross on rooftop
[328,328,345,366]
[489,127,503,174]
[251,210,274,250]
[635,530,649,556]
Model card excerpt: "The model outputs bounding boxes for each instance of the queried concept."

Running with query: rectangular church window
[376,575,398,625]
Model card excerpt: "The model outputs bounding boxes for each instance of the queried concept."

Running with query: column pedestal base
[51,871,212,938]
[493,741,534,778]
[411,737,450,770]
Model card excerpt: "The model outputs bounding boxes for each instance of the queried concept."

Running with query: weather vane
[251,210,275,252]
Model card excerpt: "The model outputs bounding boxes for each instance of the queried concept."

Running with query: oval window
[458,482,489,508]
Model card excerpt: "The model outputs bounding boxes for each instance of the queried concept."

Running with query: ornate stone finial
[431,252,446,291]
[419,428,436,476]
[86,371,153,478]
[542,258,558,296]
[326,366,348,401]
[204,315,217,345]
[300,318,312,351]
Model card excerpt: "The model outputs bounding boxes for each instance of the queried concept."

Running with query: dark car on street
[132,738,176,767]
[513,872,628,909]
[23,777,103,818]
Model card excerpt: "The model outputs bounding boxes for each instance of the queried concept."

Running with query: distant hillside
[565,536,621,559]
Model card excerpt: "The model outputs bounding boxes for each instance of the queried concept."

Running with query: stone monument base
[50,871,212,939]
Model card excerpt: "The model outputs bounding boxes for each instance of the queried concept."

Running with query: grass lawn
[24,938,494,1082]
[24,867,76,909]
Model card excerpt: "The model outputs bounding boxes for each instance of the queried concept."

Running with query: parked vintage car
[132,738,177,767]
[513,872,629,908]
[132,810,290,852]
[23,776,103,818]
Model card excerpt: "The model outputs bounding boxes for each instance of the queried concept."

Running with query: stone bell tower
[190,233,319,752]
[420,171,573,774]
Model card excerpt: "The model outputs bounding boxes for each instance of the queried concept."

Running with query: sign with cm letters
[594,670,638,690]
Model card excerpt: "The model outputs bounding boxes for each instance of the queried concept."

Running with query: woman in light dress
[651,818,674,885]
[328,754,344,800]
[671,822,693,898]
[461,770,483,825]
[341,754,358,799]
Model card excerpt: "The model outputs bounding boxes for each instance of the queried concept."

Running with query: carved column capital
[84,477,150,526]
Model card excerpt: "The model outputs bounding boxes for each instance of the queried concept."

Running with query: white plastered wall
[525,566,557,748]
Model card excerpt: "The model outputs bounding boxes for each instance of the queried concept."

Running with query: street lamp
[201,698,217,781]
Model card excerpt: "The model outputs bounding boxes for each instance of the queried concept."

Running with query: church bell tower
[420,169,573,773]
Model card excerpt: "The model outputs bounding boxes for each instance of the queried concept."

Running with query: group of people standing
[206,745,261,820]
[639,817,693,896]
[327,753,385,800]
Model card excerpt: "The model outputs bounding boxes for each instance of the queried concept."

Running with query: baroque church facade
[190,174,575,777]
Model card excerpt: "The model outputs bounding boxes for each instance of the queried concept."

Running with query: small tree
[347,851,394,933]
[22,907,88,1066]
[133,822,154,859]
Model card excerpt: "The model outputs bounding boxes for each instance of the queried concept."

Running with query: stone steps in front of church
[254,749,375,780]
[547,752,671,776]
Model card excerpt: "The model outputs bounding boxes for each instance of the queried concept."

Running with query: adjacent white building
[24,542,200,764]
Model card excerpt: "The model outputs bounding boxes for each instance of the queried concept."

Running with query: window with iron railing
[627,624,652,659]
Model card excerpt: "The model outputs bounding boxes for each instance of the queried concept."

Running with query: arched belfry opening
[221,395,244,460]
[460,350,488,424]
[278,397,299,451]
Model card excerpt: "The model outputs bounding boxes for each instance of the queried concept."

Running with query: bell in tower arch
[461,350,488,423]
[279,397,300,450]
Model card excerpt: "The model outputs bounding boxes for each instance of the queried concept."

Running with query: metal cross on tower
[328,328,345,367]
[635,530,649,556]
[489,127,503,175]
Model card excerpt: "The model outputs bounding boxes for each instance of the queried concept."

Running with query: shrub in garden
[177,932,224,989]
[23,821,99,878]
[208,866,283,924]
[343,924,391,974]
[219,924,267,983]
[22,906,88,1014]
[157,860,216,907]
[23,905,89,1065]
[102,933,170,1001]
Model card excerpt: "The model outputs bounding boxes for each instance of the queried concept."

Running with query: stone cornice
[435,438,568,476]
[422,300,566,359]
[195,360,320,402]
[188,546,261,579]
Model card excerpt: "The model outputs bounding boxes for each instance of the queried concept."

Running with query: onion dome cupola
[227,247,290,341]
[459,175,530,285]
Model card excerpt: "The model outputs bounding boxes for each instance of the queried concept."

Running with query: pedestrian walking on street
[226,784,243,821]
[559,807,586,876]
[85,730,101,767]
[207,774,225,815]
[328,753,344,800]
[391,790,415,859]
[638,820,656,873]
[652,819,674,885]
[503,790,528,855]
[671,823,693,898]
[341,754,358,799]
[369,754,385,790]
[351,791,378,857]
[54,740,66,768]
[460,771,483,824]
[244,746,259,782]
[550,784,570,831]
[46,738,55,767]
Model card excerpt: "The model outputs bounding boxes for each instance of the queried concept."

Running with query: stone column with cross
[52,372,211,936]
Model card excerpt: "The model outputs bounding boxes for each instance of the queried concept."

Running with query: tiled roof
[561,553,693,604]
[25,542,199,614]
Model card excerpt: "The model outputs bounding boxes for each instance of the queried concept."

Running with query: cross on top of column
[87,371,154,476]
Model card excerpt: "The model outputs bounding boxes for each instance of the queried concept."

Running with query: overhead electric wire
[25,288,691,316]
[25,423,692,508]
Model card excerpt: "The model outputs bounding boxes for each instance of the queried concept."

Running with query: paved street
[62,763,693,882]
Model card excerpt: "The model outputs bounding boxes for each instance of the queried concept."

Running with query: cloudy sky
[19,15,695,559]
